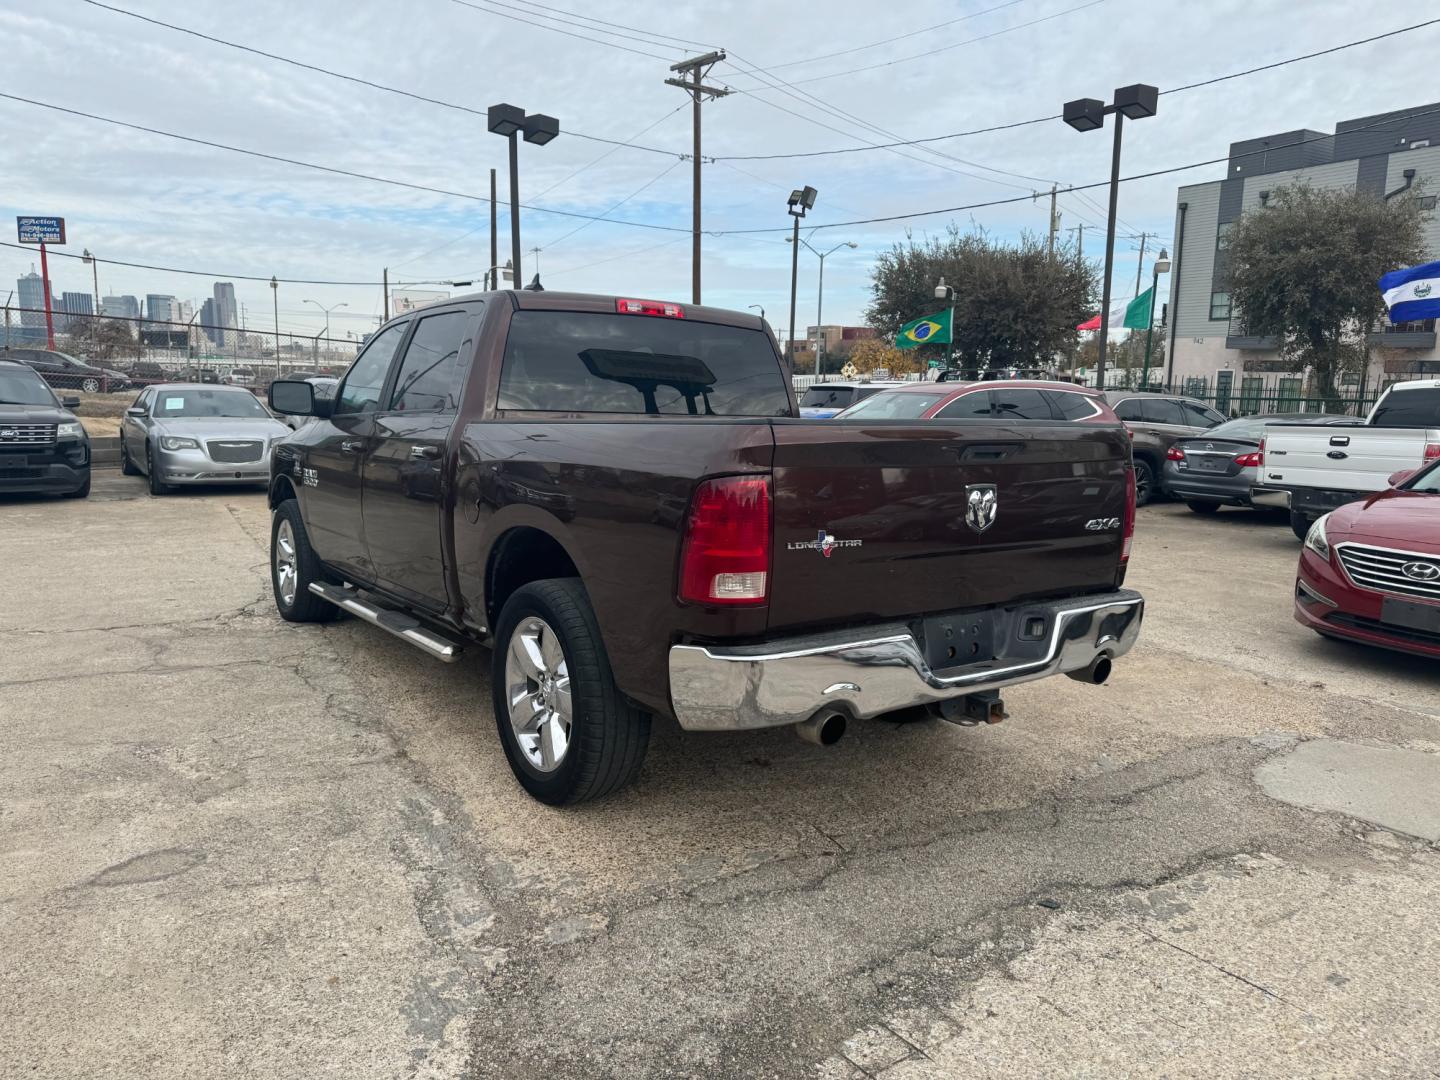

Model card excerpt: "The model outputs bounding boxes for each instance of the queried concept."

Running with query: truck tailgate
[1262,425,1429,492]
[766,420,1130,633]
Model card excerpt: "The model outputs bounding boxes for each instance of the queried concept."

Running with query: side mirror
[1388,468,1416,487]
[270,380,330,417]
[62,395,82,409]
[125,406,146,417]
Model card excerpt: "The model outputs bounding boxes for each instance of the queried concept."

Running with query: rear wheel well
[486,528,580,626]
[269,475,297,509]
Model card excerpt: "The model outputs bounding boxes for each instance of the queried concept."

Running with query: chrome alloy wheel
[504,616,573,773]
[274,518,299,607]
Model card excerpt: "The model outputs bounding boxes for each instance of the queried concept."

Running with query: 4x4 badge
[965,484,998,533]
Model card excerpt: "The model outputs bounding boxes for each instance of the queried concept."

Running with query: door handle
[410,445,440,460]
[341,440,364,453]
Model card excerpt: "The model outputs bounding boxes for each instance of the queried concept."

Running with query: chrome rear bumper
[668,590,1144,731]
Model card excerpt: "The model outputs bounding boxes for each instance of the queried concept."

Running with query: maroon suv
[265,292,1144,803]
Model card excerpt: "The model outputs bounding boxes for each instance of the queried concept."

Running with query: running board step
[308,582,464,663]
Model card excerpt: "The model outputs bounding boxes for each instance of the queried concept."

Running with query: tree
[845,338,923,377]
[64,316,137,361]
[866,225,1096,374]
[1226,184,1426,400]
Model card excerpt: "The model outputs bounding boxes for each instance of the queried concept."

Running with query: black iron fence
[1134,370,1437,418]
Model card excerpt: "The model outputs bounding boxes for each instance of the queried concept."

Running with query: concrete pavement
[1,484,1438,1078]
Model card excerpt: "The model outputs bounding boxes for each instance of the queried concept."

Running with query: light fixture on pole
[1140,249,1169,389]
[785,186,817,370]
[81,248,99,321]
[934,278,957,373]
[1063,83,1158,391]
[787,237,858,376]
[747,303,765,322]
[302,299,348,360]
[488,104,559,289]
[269,277,280,378]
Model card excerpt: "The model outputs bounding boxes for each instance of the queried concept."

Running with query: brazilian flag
[895,307,952,350]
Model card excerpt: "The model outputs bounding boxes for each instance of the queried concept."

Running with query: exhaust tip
[1066,654,1113,685]
[796,710,847,746]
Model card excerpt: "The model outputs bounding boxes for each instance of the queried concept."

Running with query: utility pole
[1035,184,1060,258]
[1131,231,1157,295]
[1067,223,1085,265]
[666,51,730,305]
[3,290,11,350]
[529,246,543,278]
[382,267,389,320]
[489,168,498,290]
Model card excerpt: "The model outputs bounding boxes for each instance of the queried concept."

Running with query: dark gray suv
[1100,391,1226,505]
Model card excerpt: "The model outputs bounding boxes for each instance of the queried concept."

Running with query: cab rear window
[1371,387,1440,427]
[497,311,790,416]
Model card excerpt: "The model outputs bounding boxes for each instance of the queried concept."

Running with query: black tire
[81,377,101,394]
[1186,499,1221,514]
[120,435,139,475]
[146,444,170,496]
[492,579,650,805]
[270,499,339,623]
[1290,511,1311,542]
[63,475,91,499]
[1133,458,1156,507]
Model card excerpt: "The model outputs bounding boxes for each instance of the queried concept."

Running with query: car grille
[0,424,57,445]
[1336,543,1440,601]
[206,439,264,464]
[1325,611,1440,649]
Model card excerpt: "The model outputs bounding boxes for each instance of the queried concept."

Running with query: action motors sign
[17,216,66,244]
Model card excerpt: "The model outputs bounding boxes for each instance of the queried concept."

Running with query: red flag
[1076,313,1102,331]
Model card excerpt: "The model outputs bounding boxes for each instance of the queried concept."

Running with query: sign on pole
[16,216,66,245]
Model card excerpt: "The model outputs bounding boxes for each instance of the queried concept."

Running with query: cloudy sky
[2,0,1435,343]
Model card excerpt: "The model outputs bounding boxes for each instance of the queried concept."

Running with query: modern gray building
[145,293,178,325]
[101,294,141,320]
[17,270,48,329]
[1166,102,1440,399]
[59,292,93,329]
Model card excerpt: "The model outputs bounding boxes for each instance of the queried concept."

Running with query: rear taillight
[1166,445,1185,461]
[1121,466,1137,565]
[1234,450,1263,467]
[616,297,685,318]
[1424,442,1440,462]
[679,476,771,605]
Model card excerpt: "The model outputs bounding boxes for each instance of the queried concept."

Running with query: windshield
[153,389,269,418]
[0,367,60,406]
[799,386,853,408]
[1406,459,1440,493]
[838,390,946,419]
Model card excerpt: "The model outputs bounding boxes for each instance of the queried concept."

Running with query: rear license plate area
[923,611,997,670]
[1193,457,1226,472]
[1381,597,1440,633]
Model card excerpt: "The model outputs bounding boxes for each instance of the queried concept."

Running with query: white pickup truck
[1252,378,1440,538]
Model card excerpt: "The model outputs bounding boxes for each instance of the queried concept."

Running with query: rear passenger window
[935,391,994,419]
[1113,398,1143,422]
[388,311,470,413]
[1371,387,1440,427]
[1140,398,1186,425]
[1046,391,1098,420]
[990,388,1057,420]
[497,310,790,416]
[1181,400,1223,427]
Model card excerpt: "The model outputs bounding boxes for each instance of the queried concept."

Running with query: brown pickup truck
[267,290,1144,804]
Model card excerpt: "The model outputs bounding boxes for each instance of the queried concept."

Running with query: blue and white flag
[1379,259,1440,323]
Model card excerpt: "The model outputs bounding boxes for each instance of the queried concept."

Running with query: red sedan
[833,379,1118,423]
[1294,458,1440,658]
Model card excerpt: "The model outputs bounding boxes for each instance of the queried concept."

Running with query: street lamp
[270,277,280,378]
[488,104,559,288]
[748,303,765,321]
[302,299,347,364]
[785,186,817,368]
[81,248,99,322]
[1141,249,1170,389]
[787,238,857,376]
[1063,83,1158,390]
[934,278,957,373]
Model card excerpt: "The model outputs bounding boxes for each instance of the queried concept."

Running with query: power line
[715,17,1440,160]
[0,91,695,235]
[489,0,720,51]
[78,0,681,157]
[448,0,680,60]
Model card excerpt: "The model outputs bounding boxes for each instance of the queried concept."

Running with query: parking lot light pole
[302,300,347,361]
[785,186,817,370]
[488,105,559,287]
[1063,84,1158,391]
[270,277,280,379]
[81,249,100,322]
[788,237,857,376]
[935,278,956,371]
[1141,249,1170,389]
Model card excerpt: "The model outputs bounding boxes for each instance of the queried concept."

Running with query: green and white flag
[896,307,953,350]
[1122,287,1155,331]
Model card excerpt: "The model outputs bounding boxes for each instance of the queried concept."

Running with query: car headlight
[161,436,201,451]
[1304,513,1331,560]
[56,421,84,439]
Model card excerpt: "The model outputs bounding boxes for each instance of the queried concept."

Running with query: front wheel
[63,475,91,499]
[1132,459,1156,507]
[120,435,139,475]
[1290,511,1311,542]
[1186,499,1221,514]
[492,579,650,805]
[271,499,339,623]
[146,445,170,496]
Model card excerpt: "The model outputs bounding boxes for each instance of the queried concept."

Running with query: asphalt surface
[3,479,1439,1079]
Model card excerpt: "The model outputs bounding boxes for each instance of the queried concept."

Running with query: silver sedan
[121,383,292,495]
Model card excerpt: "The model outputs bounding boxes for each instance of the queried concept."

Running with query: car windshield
[0,367,59,406]
[1406,460,1440,494]
[153,389,268,418]
[839,390,946,419]
[799,386,853,408]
